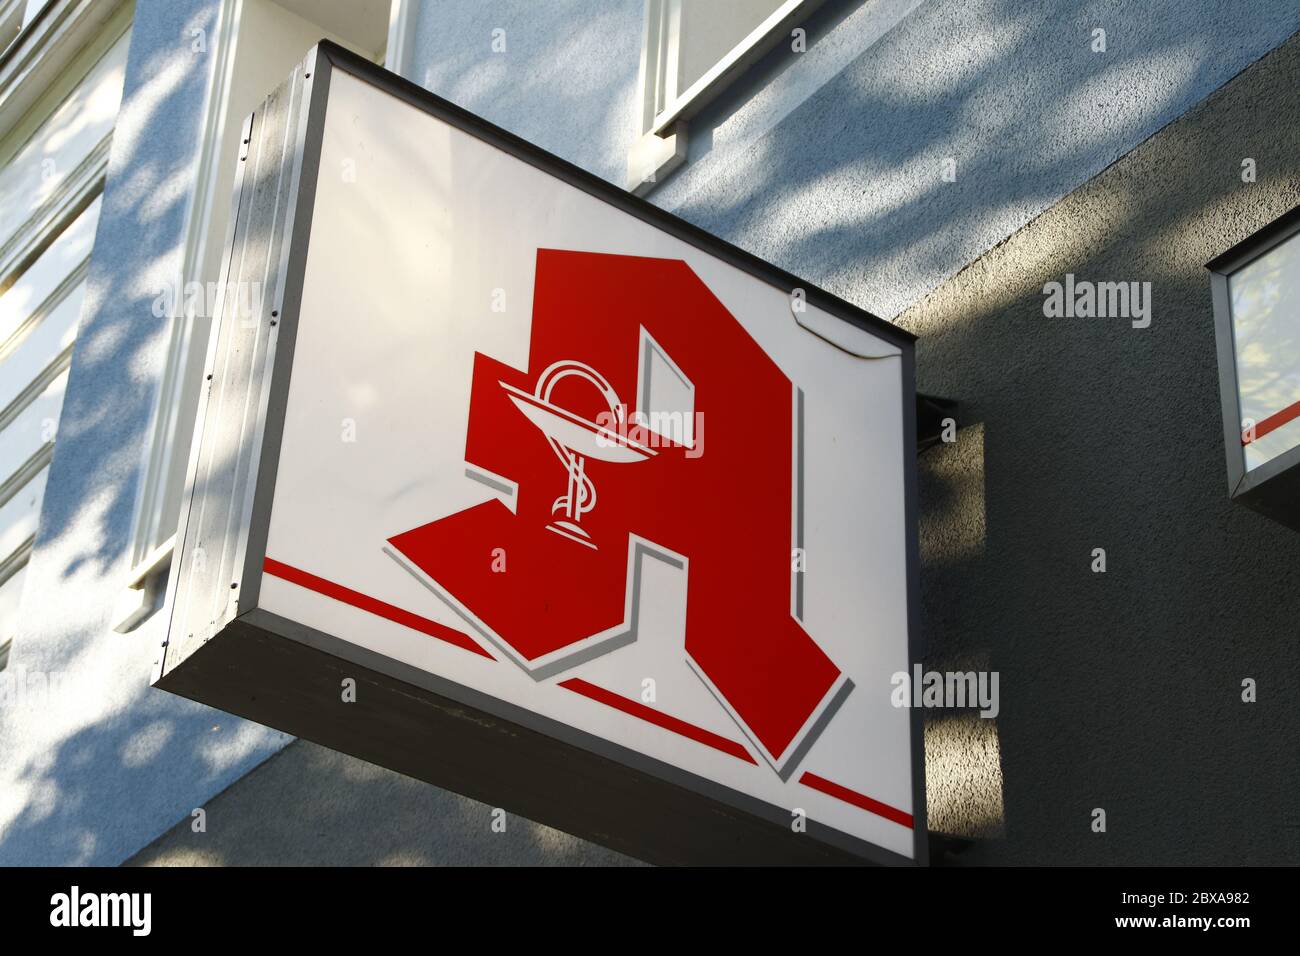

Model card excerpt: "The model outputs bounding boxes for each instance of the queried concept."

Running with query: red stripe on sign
[1243,398,1300,445]
[558,677,756,764]
[798,772,913,829]
[262,557,493,659]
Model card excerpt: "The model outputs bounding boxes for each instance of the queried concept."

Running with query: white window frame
[628,0,823,193]
[1,1,133,642]
[117,0,406,631]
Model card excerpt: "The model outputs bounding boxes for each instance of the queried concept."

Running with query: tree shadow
[8,0,1300,867]
[125,739,645,866]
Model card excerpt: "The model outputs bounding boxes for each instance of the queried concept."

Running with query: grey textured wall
[906,30,1300,864]
[1,0,290,865]
[654,0,1300,320]
[400,0,1300,863]
[126,739,642,866]
[10,0,1300,867]
[126,0,1300,867]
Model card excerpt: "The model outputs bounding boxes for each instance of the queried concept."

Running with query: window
[1226,231,1300,473]
[0,3,132,652]
[0,1,23,53]
[119,0,395,630]
[629,0,821,192]
[1208,206,1300,531]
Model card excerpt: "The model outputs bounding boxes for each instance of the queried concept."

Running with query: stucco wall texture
[128,13,1300,865]
[9,0,1300,867]
[126,739,642,866]
[1,1,291,866]
[906,29,1300,864]
[411,0,1300,320]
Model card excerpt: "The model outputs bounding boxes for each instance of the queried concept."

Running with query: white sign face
[259,68,919,859]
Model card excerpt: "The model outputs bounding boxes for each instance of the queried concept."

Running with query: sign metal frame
[154,40,927,866]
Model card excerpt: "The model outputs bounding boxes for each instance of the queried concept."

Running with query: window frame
[118,0,402,631]
[0,0,23,54]
[0,3,131,644]
[642,0,820,137]
[628,0,822,192]
[1208,203,1300,530]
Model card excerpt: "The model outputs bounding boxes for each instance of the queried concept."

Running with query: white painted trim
[124,0,240,572]
[626,124,686,194]
[126,0,399,604]
[647,0,821,136]
[631,0,820,191]
[0,7,126,619]
[111,533,172,632]
[125,533,174,589]
[0,0,129,144]
[0,132,107,284]
[0,0,24,52]
[384,0,417,78]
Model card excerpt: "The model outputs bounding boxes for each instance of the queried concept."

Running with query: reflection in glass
[1229,231,1300,471]
[675,0,789,96]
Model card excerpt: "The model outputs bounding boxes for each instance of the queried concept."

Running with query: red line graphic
[798,771,913,828]
[1243,399,1300,445]
[262,557,493,659]
[558,677,756,764]
[267,558,915,813]
[262,560,911,826]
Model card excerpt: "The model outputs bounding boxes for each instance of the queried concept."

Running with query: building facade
[2,0,1298,865]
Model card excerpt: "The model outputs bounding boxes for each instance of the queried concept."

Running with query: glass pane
[676,0,789,95]
[0,279,84,414]
[0,30,126,254]
[0,562,28,650]
[1228,230,1300,471]
[0,465,47,560]
[0,367,66,485]
[0,196,99,345]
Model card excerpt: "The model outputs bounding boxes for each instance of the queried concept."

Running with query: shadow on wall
[9,0,1300,866]
[916,424,1009,845]
[125,739,645,866]
[413,0,645,187]
[2,2,294,866]
[900,30,1300,864]
[658,0,1300,321]
[0,674,287,864]
[3,2,653,868]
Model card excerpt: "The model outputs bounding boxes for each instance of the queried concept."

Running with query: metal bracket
[917,393,959,453]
